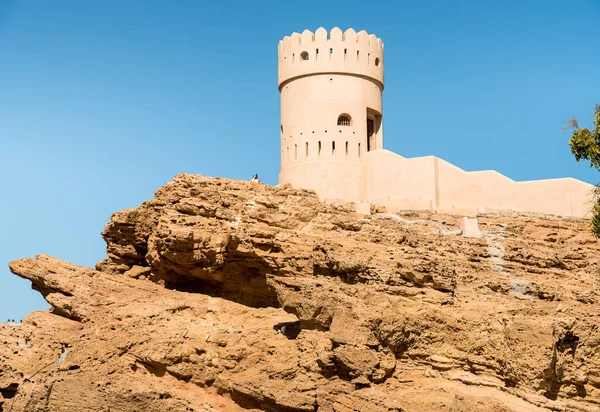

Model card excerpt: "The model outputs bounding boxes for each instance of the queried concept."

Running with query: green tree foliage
[565,104,600,237]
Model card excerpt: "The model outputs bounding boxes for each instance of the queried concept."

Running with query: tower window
[305,142,308,158]
[318,141,321,156]
[332,141,336,155]
[367,118,374,151]
[375,57,381,67]
[300,51,309,60]
[337,114,351,126]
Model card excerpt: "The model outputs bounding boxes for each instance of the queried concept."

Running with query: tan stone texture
[2,174,600,411]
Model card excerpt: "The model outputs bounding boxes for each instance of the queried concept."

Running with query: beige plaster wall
[280,74,382,168]
[435,158,517,215]
[279,160,367,202]
[363,151,594,218]
[512,179,594,217]
[433,158,594,217]
[364,150,436,211]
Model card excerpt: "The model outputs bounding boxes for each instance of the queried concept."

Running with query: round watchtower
[278,27,384,203]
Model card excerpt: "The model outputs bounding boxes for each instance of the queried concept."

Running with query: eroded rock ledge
[3,174,600,411]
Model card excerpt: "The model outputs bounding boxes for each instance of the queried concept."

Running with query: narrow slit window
[357,50,360,63]
[294,144,297,160]
[345,141,349,156]
[305,142,308,158]
[368,53,370,66]
[367,118,374,151]
[332,141,336,155]
[318,141,322,156]
[344,48,347,63]
[358,143,361,157]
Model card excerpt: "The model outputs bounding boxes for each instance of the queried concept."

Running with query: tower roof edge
[277,27,384,89]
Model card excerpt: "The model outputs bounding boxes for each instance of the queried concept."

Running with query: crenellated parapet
[278,27,384,90]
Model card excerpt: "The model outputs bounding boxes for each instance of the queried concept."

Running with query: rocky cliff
[2,174,600,411]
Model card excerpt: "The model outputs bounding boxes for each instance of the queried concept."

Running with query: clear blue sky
[1,0,599,321]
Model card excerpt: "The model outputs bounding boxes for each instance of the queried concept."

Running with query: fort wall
[364,150,594,217]
[277,28,594,219]
[364,151,436,212]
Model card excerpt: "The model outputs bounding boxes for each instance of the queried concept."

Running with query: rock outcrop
[3,174,600,411]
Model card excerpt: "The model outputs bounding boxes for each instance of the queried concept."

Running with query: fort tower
[278,27,383,202]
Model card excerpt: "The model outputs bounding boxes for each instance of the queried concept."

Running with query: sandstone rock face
[3,174,600,411]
